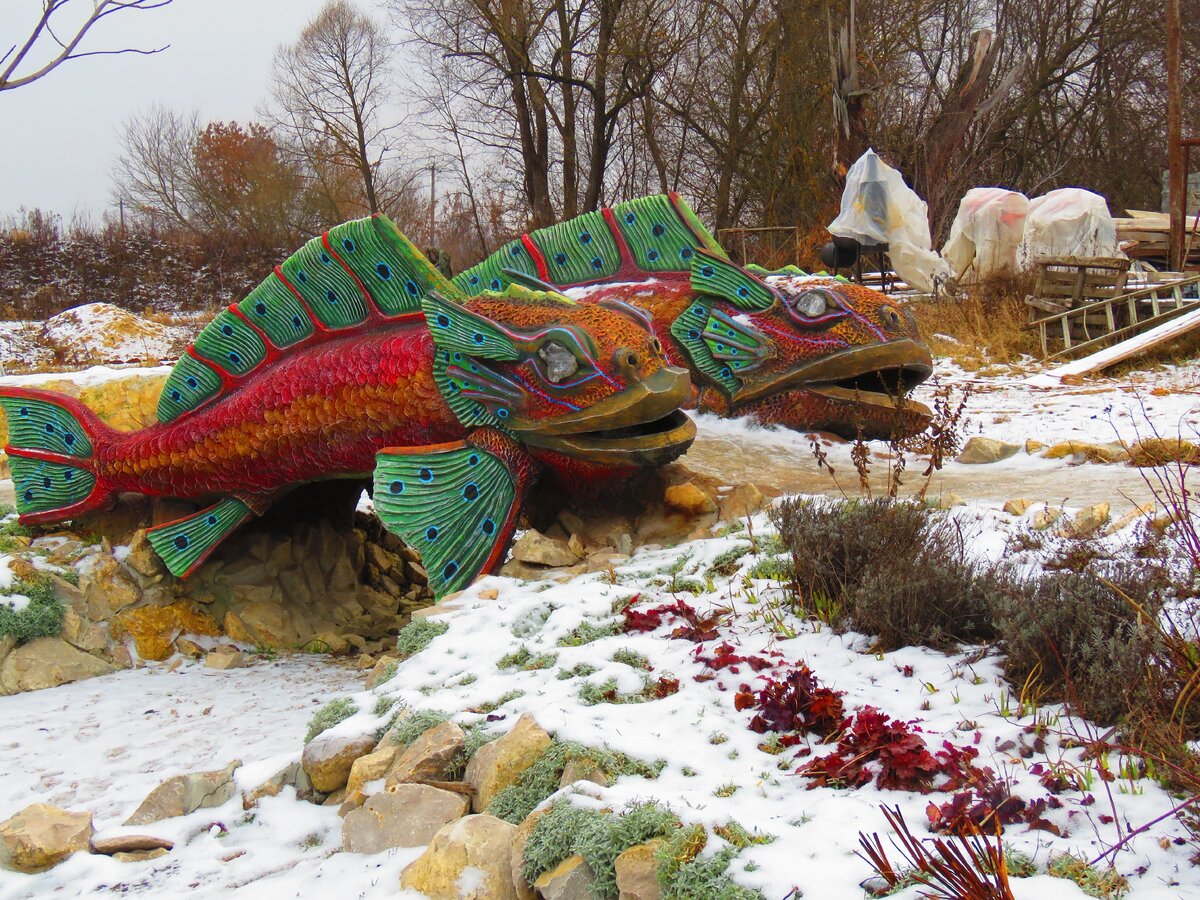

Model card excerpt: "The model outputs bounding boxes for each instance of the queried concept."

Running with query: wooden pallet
[1029,272,1200,360]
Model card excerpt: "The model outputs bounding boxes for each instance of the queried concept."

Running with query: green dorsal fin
[158,215,458,425]
[373,433,536,598]
[146,497,252,577]
[422,292,520,361]
[452,194,729,296]
[690,250,776,311]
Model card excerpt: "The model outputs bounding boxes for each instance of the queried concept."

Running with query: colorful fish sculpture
[454,194,933,439]
[0,215,695,598]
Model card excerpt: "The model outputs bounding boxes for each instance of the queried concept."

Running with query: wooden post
[1167,0,1184,271]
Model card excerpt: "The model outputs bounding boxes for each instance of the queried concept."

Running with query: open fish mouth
[734,339,933,413]
[519,366,697,466]
[727,340,935,440]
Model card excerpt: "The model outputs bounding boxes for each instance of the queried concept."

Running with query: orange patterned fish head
[424,287,695,470]
[670,257,933,439]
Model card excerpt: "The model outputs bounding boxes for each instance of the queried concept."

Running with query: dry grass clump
[771,498,1000,651]
[908,270,1039,368]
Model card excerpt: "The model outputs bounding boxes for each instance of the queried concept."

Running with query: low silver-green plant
[305,697,358,743]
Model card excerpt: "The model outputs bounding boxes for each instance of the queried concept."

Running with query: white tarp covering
[1017,188,1123,267]
[941,188,1029,281]
[828,149,952,292]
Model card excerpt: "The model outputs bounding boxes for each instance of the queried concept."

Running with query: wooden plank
[1035,305,1200,377]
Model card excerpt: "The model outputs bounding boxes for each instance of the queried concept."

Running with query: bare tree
[112,106,311,245]
[266,0,398,215]
[112,104,199,230]
[2,0,174,92]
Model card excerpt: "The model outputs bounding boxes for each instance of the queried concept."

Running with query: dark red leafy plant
[735,665,846,748]
[799,707,981,793]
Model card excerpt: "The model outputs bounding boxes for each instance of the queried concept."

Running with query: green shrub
[709,545,751,577]
[488,741,663,824]
[523,801,678,897]
[557,663,598,680]
[611,648,651,670]
[394,618,449,659]
[990,567,1168,726]
[656,824,762,899]
[1047,853,1129,898]
[771,498,999,650]
[0,577,63,642]
[305,697,358,743]
[380,708,452,747]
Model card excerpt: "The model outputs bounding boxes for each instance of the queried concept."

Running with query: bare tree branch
[1,0,175,92]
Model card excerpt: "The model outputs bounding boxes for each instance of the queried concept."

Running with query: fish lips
[731,339,935,415]
[516,365,697,467]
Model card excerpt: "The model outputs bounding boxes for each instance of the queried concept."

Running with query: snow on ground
[0,657,378,900]
[0,362,172,390]
[0,507,1196,898]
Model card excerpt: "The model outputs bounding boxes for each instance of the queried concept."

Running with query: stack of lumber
[1114,210,1200,267]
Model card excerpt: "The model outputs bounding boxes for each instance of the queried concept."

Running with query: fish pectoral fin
[147,497,253,578]
[373,429,538,600]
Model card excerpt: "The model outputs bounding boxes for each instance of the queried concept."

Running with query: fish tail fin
[0,387,118,524]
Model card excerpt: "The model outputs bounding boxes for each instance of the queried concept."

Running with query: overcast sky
[0,0,357,221]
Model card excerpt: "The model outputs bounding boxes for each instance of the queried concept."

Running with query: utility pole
[427,164,436,248]
[1167,0,1184,271]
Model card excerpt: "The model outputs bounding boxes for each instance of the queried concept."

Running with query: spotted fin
[157,214,459,425]
[453,193,728,295]
[146,497,253,578]
[670,299,742,396]
[691,250,776,311]
[373,431,537,599]
[0,387,114,524]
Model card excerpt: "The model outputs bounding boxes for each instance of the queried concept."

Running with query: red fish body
[1,215,695,597]
[91,325,457,499]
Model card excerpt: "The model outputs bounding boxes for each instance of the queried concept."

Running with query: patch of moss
[657,824,762,900]
[557,620,619,647]
[523,801,678,898]
[498,645,558,671]
[394,618,449,659]
[0,577,63,642]
[304,696,358,744]
[557,662,598,680]
[488,740,664,824]
[1048,853,1129,898]
[708,544,751,577]
[611,648,651,670]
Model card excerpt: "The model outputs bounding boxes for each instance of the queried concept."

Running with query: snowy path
[0,657,423,900]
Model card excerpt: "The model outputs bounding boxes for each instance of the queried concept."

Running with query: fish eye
[537,340,578,383]
[793,290,829,318]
